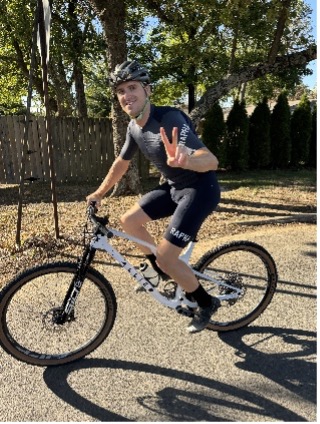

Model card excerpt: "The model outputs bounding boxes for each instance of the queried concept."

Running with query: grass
[216,169,316,190]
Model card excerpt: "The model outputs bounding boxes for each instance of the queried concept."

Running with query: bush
[308,104,317,168]
[225,99,249,170]
[248,97,271,169]
[201,102,226,167]
[270,92,291,168]
[290,94,312,167]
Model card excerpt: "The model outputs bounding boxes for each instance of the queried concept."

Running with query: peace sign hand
[160,127,189,168]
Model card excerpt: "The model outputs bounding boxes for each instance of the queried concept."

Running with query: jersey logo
[179,124,190,146]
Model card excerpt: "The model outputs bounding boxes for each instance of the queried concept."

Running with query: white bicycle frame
[91,229,197,310]
[89,223,242,310]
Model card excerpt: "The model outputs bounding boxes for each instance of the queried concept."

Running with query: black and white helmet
[109,60,151,88]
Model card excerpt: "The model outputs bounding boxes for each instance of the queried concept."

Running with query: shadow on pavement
[43,325,315,422]
[218,325,316,404]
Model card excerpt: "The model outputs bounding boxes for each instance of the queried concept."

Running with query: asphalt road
[0,223,316,422]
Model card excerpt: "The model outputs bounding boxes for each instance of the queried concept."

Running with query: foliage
[131,0,316,108]
[290,93,312,167]
[270,92,291,168]
[201,102,226,167]
[0,100,27,115]
[84,59,112,117]
[0,0,34,113]
[49,0,106,116]
[0,0,105,116]
[0,0,316,116]
[248,97,271,169]
[225,99,249,170]
[0,0,317,198]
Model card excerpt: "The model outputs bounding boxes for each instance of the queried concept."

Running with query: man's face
[115,81,150,117]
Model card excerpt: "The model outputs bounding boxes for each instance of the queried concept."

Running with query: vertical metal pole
[38,0,59,238]
[15,4,39,246]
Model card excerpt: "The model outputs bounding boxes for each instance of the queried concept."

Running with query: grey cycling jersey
[119,105,208,189]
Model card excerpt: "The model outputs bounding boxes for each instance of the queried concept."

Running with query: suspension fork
[56,244,96,324]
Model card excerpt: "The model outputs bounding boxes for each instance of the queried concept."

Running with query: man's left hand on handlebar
[86,193,103,208]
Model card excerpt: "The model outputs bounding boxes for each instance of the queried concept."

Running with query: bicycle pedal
[185,307,196,318]
[176,306,195,318]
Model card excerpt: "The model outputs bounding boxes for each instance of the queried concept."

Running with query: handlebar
[87,201,98,216]
[87,201,111,236]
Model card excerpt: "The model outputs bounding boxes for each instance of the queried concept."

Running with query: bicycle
[0,203,278,366]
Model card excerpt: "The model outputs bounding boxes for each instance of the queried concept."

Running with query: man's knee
[120,205,150,231]
[120,210,132,229]
[156,240,182,273]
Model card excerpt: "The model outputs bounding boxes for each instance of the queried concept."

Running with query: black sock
[185,292,195,302]
[146,254,167,278]
[188,284,212,308]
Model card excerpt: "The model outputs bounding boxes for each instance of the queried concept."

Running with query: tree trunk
[68,0,88,117]
[74,66,88,117]
[228,25,239,74]
[188,83,196,113]
[239,82,247,103]
[48,58,73,115]
[268,0,291,64]
[111,101,142,195]
[89,0,142,196]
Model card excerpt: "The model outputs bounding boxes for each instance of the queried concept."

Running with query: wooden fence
[0,115,115,184]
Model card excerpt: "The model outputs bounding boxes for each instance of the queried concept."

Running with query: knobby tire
[0,262,117,366]
[193,241,277,331]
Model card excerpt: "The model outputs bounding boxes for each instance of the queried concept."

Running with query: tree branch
[143,0,177,24]
[190,45,317,127]
[267,0,291,63]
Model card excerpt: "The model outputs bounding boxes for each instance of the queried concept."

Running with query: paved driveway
[0,223,316,422]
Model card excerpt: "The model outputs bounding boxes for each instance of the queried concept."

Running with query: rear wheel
[194,241,277,331]
[0,262,117,366]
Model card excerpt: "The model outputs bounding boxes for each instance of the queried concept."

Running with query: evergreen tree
[201,102,226,167]
[291,93,312,167]
[248,97,271,169]
[270,92,291,168]
[225,99,249,170]
[308,104,317,168]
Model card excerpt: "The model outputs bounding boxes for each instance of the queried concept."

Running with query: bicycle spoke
[0,263,117,365]
[194,241,277,331]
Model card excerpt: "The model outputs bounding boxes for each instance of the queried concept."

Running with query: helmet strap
[131,97,150,121]
[130,84,150,121]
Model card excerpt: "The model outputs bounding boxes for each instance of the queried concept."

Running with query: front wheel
[0,262,117,366]
[193,241,277,331]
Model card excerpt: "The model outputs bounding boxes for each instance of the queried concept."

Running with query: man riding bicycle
[86,60,221,333]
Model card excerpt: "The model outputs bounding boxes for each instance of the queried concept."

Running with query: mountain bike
[0,203,277,366]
